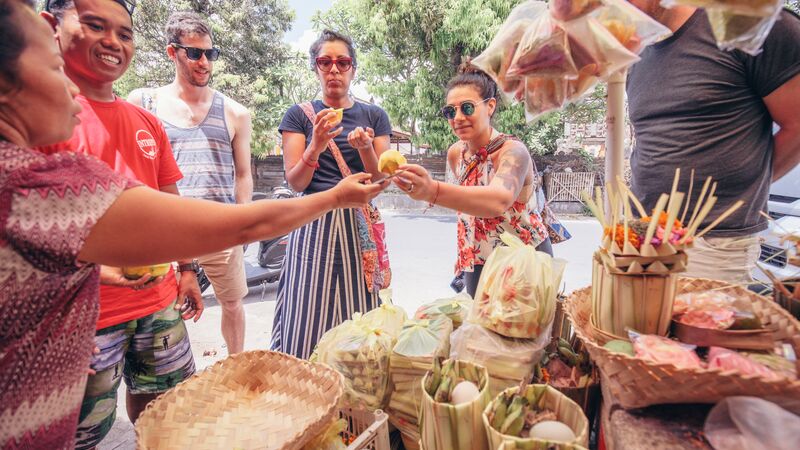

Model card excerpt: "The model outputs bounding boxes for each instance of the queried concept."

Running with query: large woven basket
[135,350,343,449]
[566,278,800,409]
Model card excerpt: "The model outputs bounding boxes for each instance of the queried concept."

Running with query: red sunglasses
[315,57,354,73]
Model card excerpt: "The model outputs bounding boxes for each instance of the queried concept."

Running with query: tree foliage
[114,0,318,156]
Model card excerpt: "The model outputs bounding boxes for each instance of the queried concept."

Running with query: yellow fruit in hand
[328,108,344,126]
[378,150,407,175]
[122,263,172,280]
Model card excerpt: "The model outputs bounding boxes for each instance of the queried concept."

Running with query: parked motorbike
[197,182,296,295]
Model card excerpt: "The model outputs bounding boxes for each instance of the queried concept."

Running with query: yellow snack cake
[122,263,172,280]
[378,150,407,175]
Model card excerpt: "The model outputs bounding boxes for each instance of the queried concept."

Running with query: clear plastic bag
[450,321,549,395]
[507,12,579,80]
[704,397,800,450]
[522,76,569,122]
[593,0,672,53]
[314,314,393,410]
[414,292,473,330]
[629,330,704,370]
[661,0,780,17]
[707,347,782,381]
[362,288,408,339]
[549,0,603,22]
[562,16,640,80]
[706,7,781,56]
[471,233,566,339]
[393,317,453,360]
[472,0,547,101]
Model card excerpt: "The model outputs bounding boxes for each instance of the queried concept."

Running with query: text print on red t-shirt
[136,129,159,160]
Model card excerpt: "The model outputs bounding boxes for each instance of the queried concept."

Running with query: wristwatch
[177,259,200,274]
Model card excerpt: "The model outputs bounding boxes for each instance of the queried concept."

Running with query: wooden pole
[605,70,627,217]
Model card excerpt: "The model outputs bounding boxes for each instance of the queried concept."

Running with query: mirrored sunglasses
[441,98,490,120]
[171,44,221,61]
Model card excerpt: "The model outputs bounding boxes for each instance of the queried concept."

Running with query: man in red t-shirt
[41,1,204,448]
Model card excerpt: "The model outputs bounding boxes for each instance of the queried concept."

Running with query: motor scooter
[197,182,295,295]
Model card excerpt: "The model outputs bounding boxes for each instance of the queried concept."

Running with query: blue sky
[284,0,334,50]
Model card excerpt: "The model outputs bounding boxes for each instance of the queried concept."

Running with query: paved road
[100,213,602,449]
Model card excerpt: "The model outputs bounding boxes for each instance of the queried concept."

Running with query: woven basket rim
[565,278,800,386]
[481,384,590,445]
[134,349,344,450]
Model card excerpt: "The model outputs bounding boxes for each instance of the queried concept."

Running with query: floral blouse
[454,135,549,274]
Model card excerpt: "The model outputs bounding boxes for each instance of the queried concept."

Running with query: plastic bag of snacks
[507,12,579,80]
[471,233,566,339]
[561,16,640,80]
[363,288,407,340]
[314,314,393,410]
[388,318,453,422]
[414,292,473,330]
[593,0,672,53]
[661,0,783,55]
[450,321,549,397]
[472,1,546,101]
[629,330,704,370]
[549,0,603,22]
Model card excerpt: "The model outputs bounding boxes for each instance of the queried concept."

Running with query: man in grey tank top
[129,12,253,354]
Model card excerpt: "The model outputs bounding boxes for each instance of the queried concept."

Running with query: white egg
[449,380,480,404]
[528,420,576,442]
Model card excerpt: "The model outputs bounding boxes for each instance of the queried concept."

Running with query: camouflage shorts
[75,299,195,450]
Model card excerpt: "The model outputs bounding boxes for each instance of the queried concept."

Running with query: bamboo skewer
[644,194,669,247]
[686,177,712,237]
[617,176,647,218]
[663,192,685,239]
[684,196,718,242]
[696,200,746,239]
[680,169,695,225]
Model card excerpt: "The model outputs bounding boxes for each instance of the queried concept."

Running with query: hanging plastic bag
[450,321,549,396]
[472,0,547,101]
[593,0,672,53]
[706,6,782,56]
[414,292,473,329]
[314,314,394,410]
[522,76,569,122]
[549,0,603,22]
[471,233,566,339]
[661,0,780,17]
[562,16,640,80]
[507,12,579,80]
[704,397,800,450]
[362,288,407,340]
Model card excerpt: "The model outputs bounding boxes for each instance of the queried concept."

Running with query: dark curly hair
[309,29,357,71]
[446,61,499,102]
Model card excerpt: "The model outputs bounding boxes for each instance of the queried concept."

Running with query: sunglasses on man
[441,98,491,120]
[171,43,221,62]
[315,56,354,73]
[45,0,136,16]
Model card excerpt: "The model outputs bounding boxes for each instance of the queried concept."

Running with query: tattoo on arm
[492,146,530,198]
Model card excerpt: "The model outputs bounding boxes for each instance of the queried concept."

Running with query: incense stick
[680,169,695,225]
[696,200,745,239]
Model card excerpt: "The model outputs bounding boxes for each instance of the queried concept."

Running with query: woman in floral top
[396,65,551,296]
[0,4,381,447]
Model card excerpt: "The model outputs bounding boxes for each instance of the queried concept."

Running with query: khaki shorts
[199,246,248,302]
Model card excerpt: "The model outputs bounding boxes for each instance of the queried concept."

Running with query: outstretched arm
[78,173,382,266]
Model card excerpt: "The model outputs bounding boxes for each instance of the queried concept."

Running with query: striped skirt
[270,208,378,359]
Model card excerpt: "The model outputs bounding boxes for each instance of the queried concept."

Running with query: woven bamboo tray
[566,278,800,409]
[135,350,343,450]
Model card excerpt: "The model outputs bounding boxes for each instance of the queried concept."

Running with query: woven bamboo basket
[482,385,589,450]
[135,350,343,450]
[591,254,678,339]
[774,278,800,319]
[566,278,800,409]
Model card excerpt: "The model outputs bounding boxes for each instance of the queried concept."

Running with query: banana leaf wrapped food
[483,385,589,449]
[363,288,408,340]
[414,293,473,330]
[472,233,566,339]
[387,317,453,424]
[313,314,393,410]
[420,359,492,450]
[450,321,549,397]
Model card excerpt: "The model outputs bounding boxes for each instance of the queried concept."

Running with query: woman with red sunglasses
[271,30,394,360]
[395,64,552,297]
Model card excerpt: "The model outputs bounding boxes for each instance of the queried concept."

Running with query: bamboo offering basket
[419,360,491,450]
[482,385,589,450]
[135,350,343,450]
[583,170,746,340]
[566,278,800,409]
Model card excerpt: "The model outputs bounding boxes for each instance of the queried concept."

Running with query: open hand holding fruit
[392,163,437,202]
[309,108,344,155]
